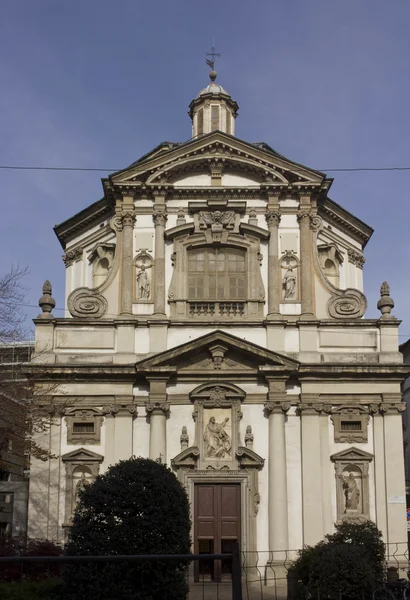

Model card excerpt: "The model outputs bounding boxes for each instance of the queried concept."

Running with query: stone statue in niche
[342,472,360,511]
[137,265,150,299]
[204,416,232,458]
[281,251,298,301]
[283,265,297,299]
[135,251,153,302]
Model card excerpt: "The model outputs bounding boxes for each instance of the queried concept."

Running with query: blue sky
[1,1,410,340]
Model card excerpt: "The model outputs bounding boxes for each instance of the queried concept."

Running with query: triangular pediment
[109,131,328,189]
[331,447,373,462]
[135,330,299,373]
[61,448,104,463]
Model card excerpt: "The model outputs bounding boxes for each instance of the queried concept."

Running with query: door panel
[194,483,240,582]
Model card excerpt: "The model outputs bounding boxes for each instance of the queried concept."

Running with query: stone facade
[28,69,409,563]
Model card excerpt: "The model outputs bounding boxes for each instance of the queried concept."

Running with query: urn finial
[38,280,56,318]
[377,281,394,318]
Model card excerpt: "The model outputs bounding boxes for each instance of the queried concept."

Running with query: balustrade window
[188,247,246,300]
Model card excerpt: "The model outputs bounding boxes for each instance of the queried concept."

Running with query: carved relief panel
[191,383,245,470]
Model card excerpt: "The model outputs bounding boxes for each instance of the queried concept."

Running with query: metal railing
[0,544,243,599]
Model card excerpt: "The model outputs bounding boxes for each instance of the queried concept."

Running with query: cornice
[54,199,113,249]
[319,197,373,248]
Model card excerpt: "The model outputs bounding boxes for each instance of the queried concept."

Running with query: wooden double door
[194,483,241,582]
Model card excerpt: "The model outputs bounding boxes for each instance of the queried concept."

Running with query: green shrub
[292,521,385,600]
[64,457,191,600]
[0,578,63,600]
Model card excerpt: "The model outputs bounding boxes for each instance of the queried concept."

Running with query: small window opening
[340,421,362,431]
[73,422,95,434]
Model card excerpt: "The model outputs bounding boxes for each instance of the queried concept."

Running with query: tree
[64,457,191,600]
[0,267,64,479]
[292,521,385,600]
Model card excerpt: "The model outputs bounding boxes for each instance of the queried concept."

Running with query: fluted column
[265,208,281,317]
[265,381,289,559]
[120,200,136,316]
[146,378,169,462]
[153,202,167,316]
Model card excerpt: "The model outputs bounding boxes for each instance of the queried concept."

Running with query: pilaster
[380,398,407,554]
[119,195,136,316]
[47,414,62,542]
[265,379,289,557]
[146,378,169,462]
[265,199,281,318]
[299,396,325,545]
[111,401,137,463]
[153,193,168,317]
[297,194,315,318]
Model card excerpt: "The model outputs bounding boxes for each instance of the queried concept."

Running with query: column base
[264,561,289,598]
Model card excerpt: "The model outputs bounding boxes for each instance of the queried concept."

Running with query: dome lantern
[189,47,239,138]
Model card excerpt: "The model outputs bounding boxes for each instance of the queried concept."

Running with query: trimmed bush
[292,521,385,600]
[0,579,63,600]
[64,457,191,600]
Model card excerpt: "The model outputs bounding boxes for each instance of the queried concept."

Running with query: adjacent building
[0,342,33,539]
[28,65,408,575]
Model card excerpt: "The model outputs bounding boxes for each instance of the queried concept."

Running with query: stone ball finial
[377,281,394,319]
[38,280,56,318]
[209,70,217,82]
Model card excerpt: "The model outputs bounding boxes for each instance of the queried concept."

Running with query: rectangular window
[340,421,362,431]
[73,422,95,434]
[197,108,203,135]
[211,106,220,131]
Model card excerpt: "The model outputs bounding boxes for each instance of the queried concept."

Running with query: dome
[196,82,230,98]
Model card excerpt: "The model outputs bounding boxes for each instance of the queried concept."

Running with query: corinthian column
[146,378,169,462]
[153,205,167,316]
[265,381,289,559]
[265,208,281,317]
[120,201,136,316]
[297,209,314,317]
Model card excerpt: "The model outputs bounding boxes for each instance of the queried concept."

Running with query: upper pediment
[107,132,330,192]
[61,448,104,463]
[135,330,299,373]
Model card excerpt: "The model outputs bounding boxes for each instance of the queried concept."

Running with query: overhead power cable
[2,165,410,174]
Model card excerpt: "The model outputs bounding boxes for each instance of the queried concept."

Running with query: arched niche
[88,243,115,288]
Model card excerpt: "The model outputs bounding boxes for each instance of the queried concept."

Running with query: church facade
[29,67,408,569]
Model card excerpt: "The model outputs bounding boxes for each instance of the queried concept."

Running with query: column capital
[62,246,83,267]
[102,404,138,417]
[265,401,290,414]
[297,210,311,225]
[121,210,136,228]
[379,402,406,414]
[146,400,169,416]
[298,402,331,415]
[265,209,281,228]
[153,210,168,227]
